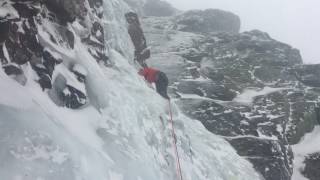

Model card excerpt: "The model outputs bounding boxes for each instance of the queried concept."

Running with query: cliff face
[2,0,319,179]
[143,9,320,180]
[0,0,263,180]
[143,0,177,17]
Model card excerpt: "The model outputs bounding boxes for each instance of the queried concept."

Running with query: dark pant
[155,72,170,100]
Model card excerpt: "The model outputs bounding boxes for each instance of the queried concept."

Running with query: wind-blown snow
[0,0,264,179]
[292,126,320,180]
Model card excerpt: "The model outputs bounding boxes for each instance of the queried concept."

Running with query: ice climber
[139,67,170,100]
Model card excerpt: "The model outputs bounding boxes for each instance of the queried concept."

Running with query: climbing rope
[168,100,183,180]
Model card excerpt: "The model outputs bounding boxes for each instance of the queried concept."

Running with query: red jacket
[139,67,159,83]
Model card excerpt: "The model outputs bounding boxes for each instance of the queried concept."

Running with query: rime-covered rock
[0,0,107,109]
[174,9,241,34]
[143,0,177,17]
[143,15,320,180]
[50,71,87,109]
[63,85,86,109]
[294,64,320,87]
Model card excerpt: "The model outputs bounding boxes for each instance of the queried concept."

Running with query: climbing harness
[168,100,183,180]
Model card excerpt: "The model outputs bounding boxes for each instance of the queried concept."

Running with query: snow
[177,92,214,101]
[53,64,86,93]
[0,41,262,180]
[0,69,34,109]
[181,76,210,82]
[292,126,320,180]
[73,64,88,76]
[233,87,288,105]
[3,43,11,62]
[0,1,19,20]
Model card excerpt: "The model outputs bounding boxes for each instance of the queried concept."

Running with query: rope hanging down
[168,100,183,180]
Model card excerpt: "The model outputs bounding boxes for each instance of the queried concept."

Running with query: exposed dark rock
[43,0,87,24]
[88,0,103,15]
[38,73,52,90]
[5,21,32,65]
[43,50,61,76]
[6,38,33,65]
[32,63,52,90]
[65,29,75,49]
[249,156,292,180]
[88,0,103,8]
[21,19,43,56]
[72,64,87,83]
[12,2,40,18]
[177,80,237,101]
[92,21,104,43]
[63,85,87,109]
[2,63,22,75]
[175,9,241,34]
[125,12,150,67]
[49,73,87,109]
[0,21,9,43]
[302,152,320,180]
[285,90,319,144]
[228,136,293,180]
[88,48,110,64]
[88,0,103,18]
[178,99,258,136]
[294,64,320,87]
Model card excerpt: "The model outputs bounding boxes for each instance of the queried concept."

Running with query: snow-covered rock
[294,64,320,87]
[0,0,264,180]
[143,13,320,180]
[143,0,178,17]
[174,9,241,34]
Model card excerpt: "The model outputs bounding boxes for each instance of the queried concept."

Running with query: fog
[170,0,320,64]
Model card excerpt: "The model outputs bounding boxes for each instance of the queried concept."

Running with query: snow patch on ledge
[233,87,288,105]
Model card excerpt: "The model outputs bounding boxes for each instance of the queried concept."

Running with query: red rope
[168,100,183,180]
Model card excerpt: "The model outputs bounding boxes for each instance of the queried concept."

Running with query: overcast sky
[169,0,319,64]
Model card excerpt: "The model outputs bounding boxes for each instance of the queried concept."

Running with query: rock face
[174,9,241,34]
[294,64,320,87]
[0,0,108,109]
[143,14,320,180]
[44,0,87,23]
[125,12,150,67]
[303,152,320,180]
[143,0,177,17]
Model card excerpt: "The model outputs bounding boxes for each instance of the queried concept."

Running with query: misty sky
[169,0,319,64]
